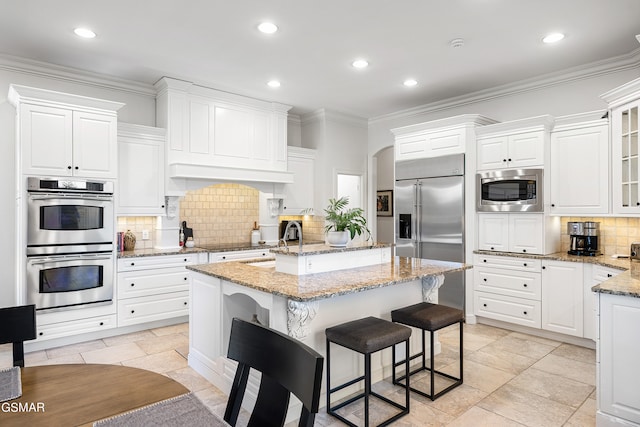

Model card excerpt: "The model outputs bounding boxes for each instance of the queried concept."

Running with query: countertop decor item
[123,230,136,251]
[323,196,370,247]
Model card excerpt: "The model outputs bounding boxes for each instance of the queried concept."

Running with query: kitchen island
[186,243,470,418]
[592,262,640,426]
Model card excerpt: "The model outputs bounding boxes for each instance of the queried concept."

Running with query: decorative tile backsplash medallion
[180,183,259,246]
[561,217,640,256]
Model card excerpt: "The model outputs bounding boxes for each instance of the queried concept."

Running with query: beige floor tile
[24,349,48,365]
[532,353,596,386]
[31,353,85,366]
[478,383,574,427]
[466,344,537,375]
[392,399,454,426]
[507,331,562,348]
[136,333,189,355]
[81,342,146,364]
[151,323,189,336]
[442,359,515,393]
[439,328,495,352]
[460,323,512,340]
[122,349,188,373]
[167,366,214,392]
[483,334,557,360]
[551,343,596,364]
[564,397,597,427]
[424,384,489,418]
[509,367,594,409]
[45,339,106,359]
[102,330,157,346]
[447,406,526,427]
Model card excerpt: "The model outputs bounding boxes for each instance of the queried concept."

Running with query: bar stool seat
[326,316,411,427]
[391,302,463,401]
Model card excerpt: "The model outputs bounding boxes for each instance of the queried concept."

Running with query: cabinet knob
[483,259,487,263]
[183,302,188,306]
[74,166,79,170]
[542,266,546,269]
[99,322,104,326]
[508,158,512,162]
[637,202,640,206]
[551,204,555,207]
[524,263,527,267]
[130,262,135,266]
[131,310,135,314]
[184,277,187,281]
[522,249,527,253]
[161,205,165,208]
[523,284,528,287]
[523,311,528,315]
[39,332,44,336]
[483,278,487,282]
[130,283,135,287]
[222,256,226,260]
[483,303,487,307]
[607,273,612,277]
[67,165,72,170]
[490,247,495,250]
[503,159,507,162]
[184,258,187,262]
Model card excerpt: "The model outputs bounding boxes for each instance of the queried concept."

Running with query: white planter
[326,231,350,247]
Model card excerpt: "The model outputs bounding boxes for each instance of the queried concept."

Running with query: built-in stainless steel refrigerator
[395,154,465,310]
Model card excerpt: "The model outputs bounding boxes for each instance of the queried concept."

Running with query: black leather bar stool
[326,316,411,427]
[391,302,463,400]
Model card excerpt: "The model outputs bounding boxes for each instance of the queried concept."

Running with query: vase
[326,231,349,247]
[123,230,136,251]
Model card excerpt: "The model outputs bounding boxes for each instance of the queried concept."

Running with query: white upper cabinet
[392,115,497,161]
[117,123,166,216]
[602,77,640,214]
[9,85,123,179]
[476,116,553,171]
[549,114,609,215]
[282,147,316,215]
[155,77,292,193]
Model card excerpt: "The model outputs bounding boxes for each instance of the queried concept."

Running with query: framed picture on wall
[376,190,393,217]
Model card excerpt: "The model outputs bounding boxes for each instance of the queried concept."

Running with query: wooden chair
[223,317,324,427]
[0,304,37,367]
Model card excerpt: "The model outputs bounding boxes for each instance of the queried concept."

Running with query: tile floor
[0,322,596,426]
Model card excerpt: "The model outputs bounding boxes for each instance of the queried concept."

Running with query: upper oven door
[27,193,114,247]
[476,169,543,212]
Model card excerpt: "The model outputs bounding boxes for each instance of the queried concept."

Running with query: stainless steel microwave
[476,169,543,212]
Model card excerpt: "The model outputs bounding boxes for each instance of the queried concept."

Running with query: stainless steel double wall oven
[26,177,115,311]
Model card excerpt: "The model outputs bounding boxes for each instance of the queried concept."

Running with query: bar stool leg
[430,329,435,399]
[326,338,331,414]
[404,339,410,412]
[364,353,370,427]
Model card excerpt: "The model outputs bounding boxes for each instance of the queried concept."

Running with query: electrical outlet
[306,259,313,272]
[142,230,150,240]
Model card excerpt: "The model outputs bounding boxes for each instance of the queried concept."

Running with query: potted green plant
[323,196,371,247]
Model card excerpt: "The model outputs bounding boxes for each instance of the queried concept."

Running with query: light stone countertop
[270,242,392,256]
[117,247,209,258]
[475,250,640,298]
[187,257,471,302]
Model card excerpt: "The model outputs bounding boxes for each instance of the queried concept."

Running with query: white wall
[0,64,156,307]
[374,146,394,243]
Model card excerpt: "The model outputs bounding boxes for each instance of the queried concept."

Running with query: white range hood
[168,163,294,184]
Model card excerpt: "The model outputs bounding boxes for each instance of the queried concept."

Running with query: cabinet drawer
[475,291,541,328]
[117,291,189,327]
[117,267,190,299]
[36,314,116,341]
[474,268,541,300]
[118,254,198,271]
[210,250,272,263]
[474,254,541,271]
[592,265,623,283]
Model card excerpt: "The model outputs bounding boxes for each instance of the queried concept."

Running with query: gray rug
[93,392,229,426]
[0,366,21,402]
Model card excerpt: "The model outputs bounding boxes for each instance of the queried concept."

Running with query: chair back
[0,304,37,367]
[224,317,324,427]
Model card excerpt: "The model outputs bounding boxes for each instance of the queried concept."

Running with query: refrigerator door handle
[415,181,421,258]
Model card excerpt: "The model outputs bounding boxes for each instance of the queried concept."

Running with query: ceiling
[1,0,639,118]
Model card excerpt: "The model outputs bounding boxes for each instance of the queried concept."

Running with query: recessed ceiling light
[542,33,565,44]
[267,80,281,88]
[404,79,418,87]
[352,59,369,69]
[258,22,278,34]
[74,28,96,39]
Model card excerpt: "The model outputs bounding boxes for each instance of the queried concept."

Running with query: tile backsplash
[180,183,259,246]
[117,216,157,250]
[279,214,325,241]
[560,217,640,255]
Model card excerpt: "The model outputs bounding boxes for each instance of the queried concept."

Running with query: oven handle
[28,194,113,202]
[29,255,113,265]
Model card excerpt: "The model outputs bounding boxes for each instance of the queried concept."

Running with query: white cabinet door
[72,111,117,178]
[507,132,545,169]
[20,104,74,176]
[550,124,609,214]
[541,260,584,337]
[477,214,509,251]
[611,99,640,213]
[117,125,166,216]
[585,265,622,340]
[477,136,508,170]
[395,134,427,161]
[509,214,543,254]
[282,148,315,214]
[598,293,640,425]
[475,291,541,328]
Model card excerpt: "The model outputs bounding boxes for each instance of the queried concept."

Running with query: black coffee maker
[567,221,600,256]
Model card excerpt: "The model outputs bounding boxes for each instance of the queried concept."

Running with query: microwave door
[395,180,417,258]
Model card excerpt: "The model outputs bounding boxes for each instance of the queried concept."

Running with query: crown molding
[301,108,367,128]
[369,48,640,125]
[0,53,156,97]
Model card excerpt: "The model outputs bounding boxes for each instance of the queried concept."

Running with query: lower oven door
[26,252,114,311]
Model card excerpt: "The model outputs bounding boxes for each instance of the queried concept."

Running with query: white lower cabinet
[209,249,272,263]
[541,260,584,337]
[598,293,640,425]
[477,213,550,254]
[116,253,203,327]
[37,314,117,341]
[474,254,542,328]
[585,264,622,340]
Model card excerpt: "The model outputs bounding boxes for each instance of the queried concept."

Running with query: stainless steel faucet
[282,220,303,251]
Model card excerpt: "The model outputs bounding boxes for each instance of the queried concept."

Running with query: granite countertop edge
[474,250,640,299]
[118,240,326,258]
[187,259,471,302]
